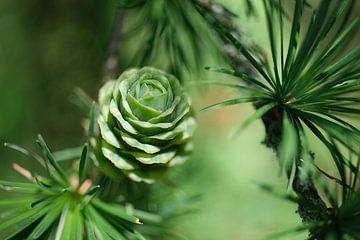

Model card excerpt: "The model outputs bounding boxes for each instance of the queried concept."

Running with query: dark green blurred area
[0,0,115,176]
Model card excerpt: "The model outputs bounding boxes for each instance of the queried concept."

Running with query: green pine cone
[95,67,196,183]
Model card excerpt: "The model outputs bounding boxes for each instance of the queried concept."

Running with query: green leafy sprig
[0,105,146,240]
[196,0,360,236]
[198,0,360,175]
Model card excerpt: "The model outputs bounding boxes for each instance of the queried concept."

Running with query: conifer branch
[193,0,327,230]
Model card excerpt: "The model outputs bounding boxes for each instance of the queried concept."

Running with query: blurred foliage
[115,0,285,82]
[1,0,359,239]
[0,0,115,176]
[117,0,223,81]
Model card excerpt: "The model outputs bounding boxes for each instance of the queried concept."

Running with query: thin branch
[102,10,124,81]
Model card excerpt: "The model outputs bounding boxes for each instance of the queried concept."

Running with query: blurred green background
[0,0,115,174]
[1,0,358,239]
